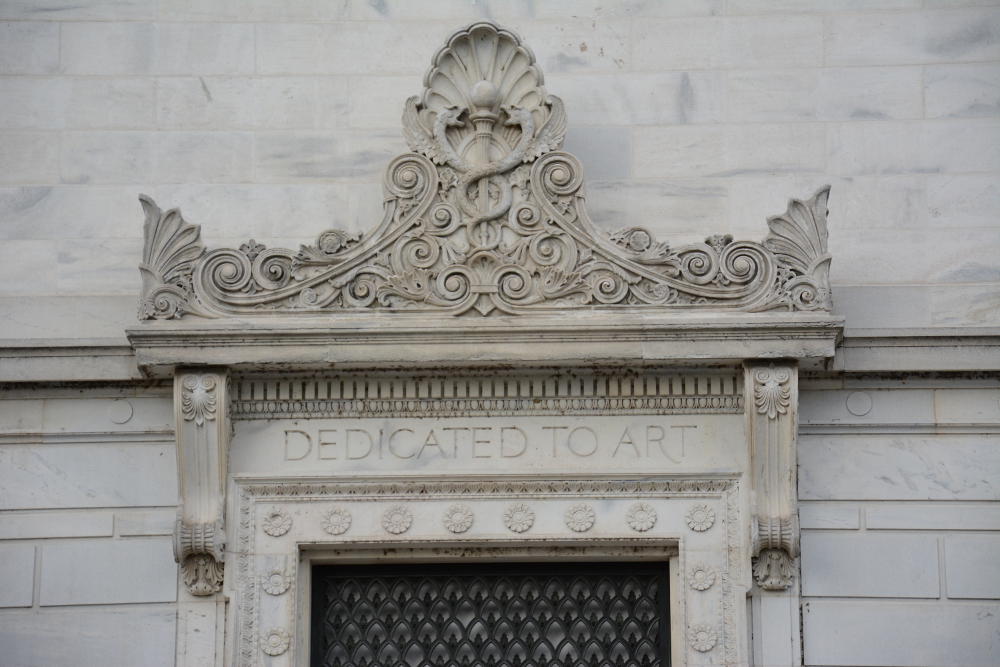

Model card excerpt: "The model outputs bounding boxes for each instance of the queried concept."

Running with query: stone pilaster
[173,368,229,597]
[745,361,800,590]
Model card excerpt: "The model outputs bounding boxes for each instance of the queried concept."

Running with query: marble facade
[1,4,999,667]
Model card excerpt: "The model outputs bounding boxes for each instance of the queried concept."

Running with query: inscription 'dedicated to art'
[231,415,745,475]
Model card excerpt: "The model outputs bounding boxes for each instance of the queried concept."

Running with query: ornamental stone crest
[135,21,833,320]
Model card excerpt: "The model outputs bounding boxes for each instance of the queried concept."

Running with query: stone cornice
[24,328,1000,382]
[125,312,842,376]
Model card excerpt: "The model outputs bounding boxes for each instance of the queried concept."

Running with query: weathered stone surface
[39,538,176,605]
[0,511,114,540]
[803,601,1000,667]
[0,543,35,607]
[801,533,940,598]
[944,535,1000,598]
[800,434,1000,500]
[798,503,860,529]
[0,606,176,667]
[866,504,1000,531]
[0,442,176,509]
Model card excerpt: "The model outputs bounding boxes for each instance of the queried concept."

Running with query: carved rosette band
[136,21,832,320]
[746,362,800,590]
[173,369,230,596]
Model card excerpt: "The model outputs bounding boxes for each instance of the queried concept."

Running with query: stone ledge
[10,325,1000,382]
[124,312,843,377]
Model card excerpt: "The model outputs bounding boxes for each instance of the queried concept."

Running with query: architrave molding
[173,367,230,596]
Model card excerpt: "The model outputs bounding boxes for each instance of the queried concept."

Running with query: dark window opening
[311,561,671,666]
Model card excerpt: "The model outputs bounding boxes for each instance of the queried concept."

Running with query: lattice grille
[311,562,670,667]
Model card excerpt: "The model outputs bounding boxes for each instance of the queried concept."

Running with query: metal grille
[311,562,670,667]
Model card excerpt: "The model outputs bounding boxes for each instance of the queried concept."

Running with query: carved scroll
[745,362,799,590]
[136,21,833,319]
[174,369,229,596]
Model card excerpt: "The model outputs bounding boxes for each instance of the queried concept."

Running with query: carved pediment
[137,21,832,320]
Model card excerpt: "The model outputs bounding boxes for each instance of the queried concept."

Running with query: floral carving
[382,505,413,535]
[761,186,833,311]
[753,364,791,419]
[321,507,352,535]
[442,504,474,533]
[182,554,224,596]
[565,503,596,532]
[688,624,718,652]
[688,564,717,591]
[753,548,796,591]
[503,503,535,533]
[175,520,225,596]
[261,508,291,537]
[180,374,217,426]
[261,628,290,656]
[262,569,291,596]
[137,195,205,320]
[136,22,833,319]
[686,504,716,532]
[626,502,657,532]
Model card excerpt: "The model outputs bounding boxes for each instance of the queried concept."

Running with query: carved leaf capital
[180,374,217,427]
[752,364,792,420]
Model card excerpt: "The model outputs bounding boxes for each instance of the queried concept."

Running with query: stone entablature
[126,19,839,667]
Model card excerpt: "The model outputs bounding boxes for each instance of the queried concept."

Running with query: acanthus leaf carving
[752,364,791,420]
[135,21,833,320]
[138,195,206,320]
[180,374,217,426]
[756,186,833,312]
[175,519,225,596]
[752,548,797,591]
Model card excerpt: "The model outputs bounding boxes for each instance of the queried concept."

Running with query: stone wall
[799,378,1000,667]
[0,2,998,666]
[1,1,998,340]
[0,386,177,666]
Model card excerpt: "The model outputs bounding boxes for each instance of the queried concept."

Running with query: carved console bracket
[173,369,230,596]
[745,361,800,590]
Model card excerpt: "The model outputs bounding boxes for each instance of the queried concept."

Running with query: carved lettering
[613,428,640,457]
[472,428,493,458]
[318,429,339,460]
[500,426,528,458]
[266,420,713,468]
[442,427,469,458]
[418,430,448,459]
[388,428,416,459]
[671,425,697,458]
[346,429,373,460]
[543,425,569,456]
[283,430,312,461]
[566,426,599,457]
